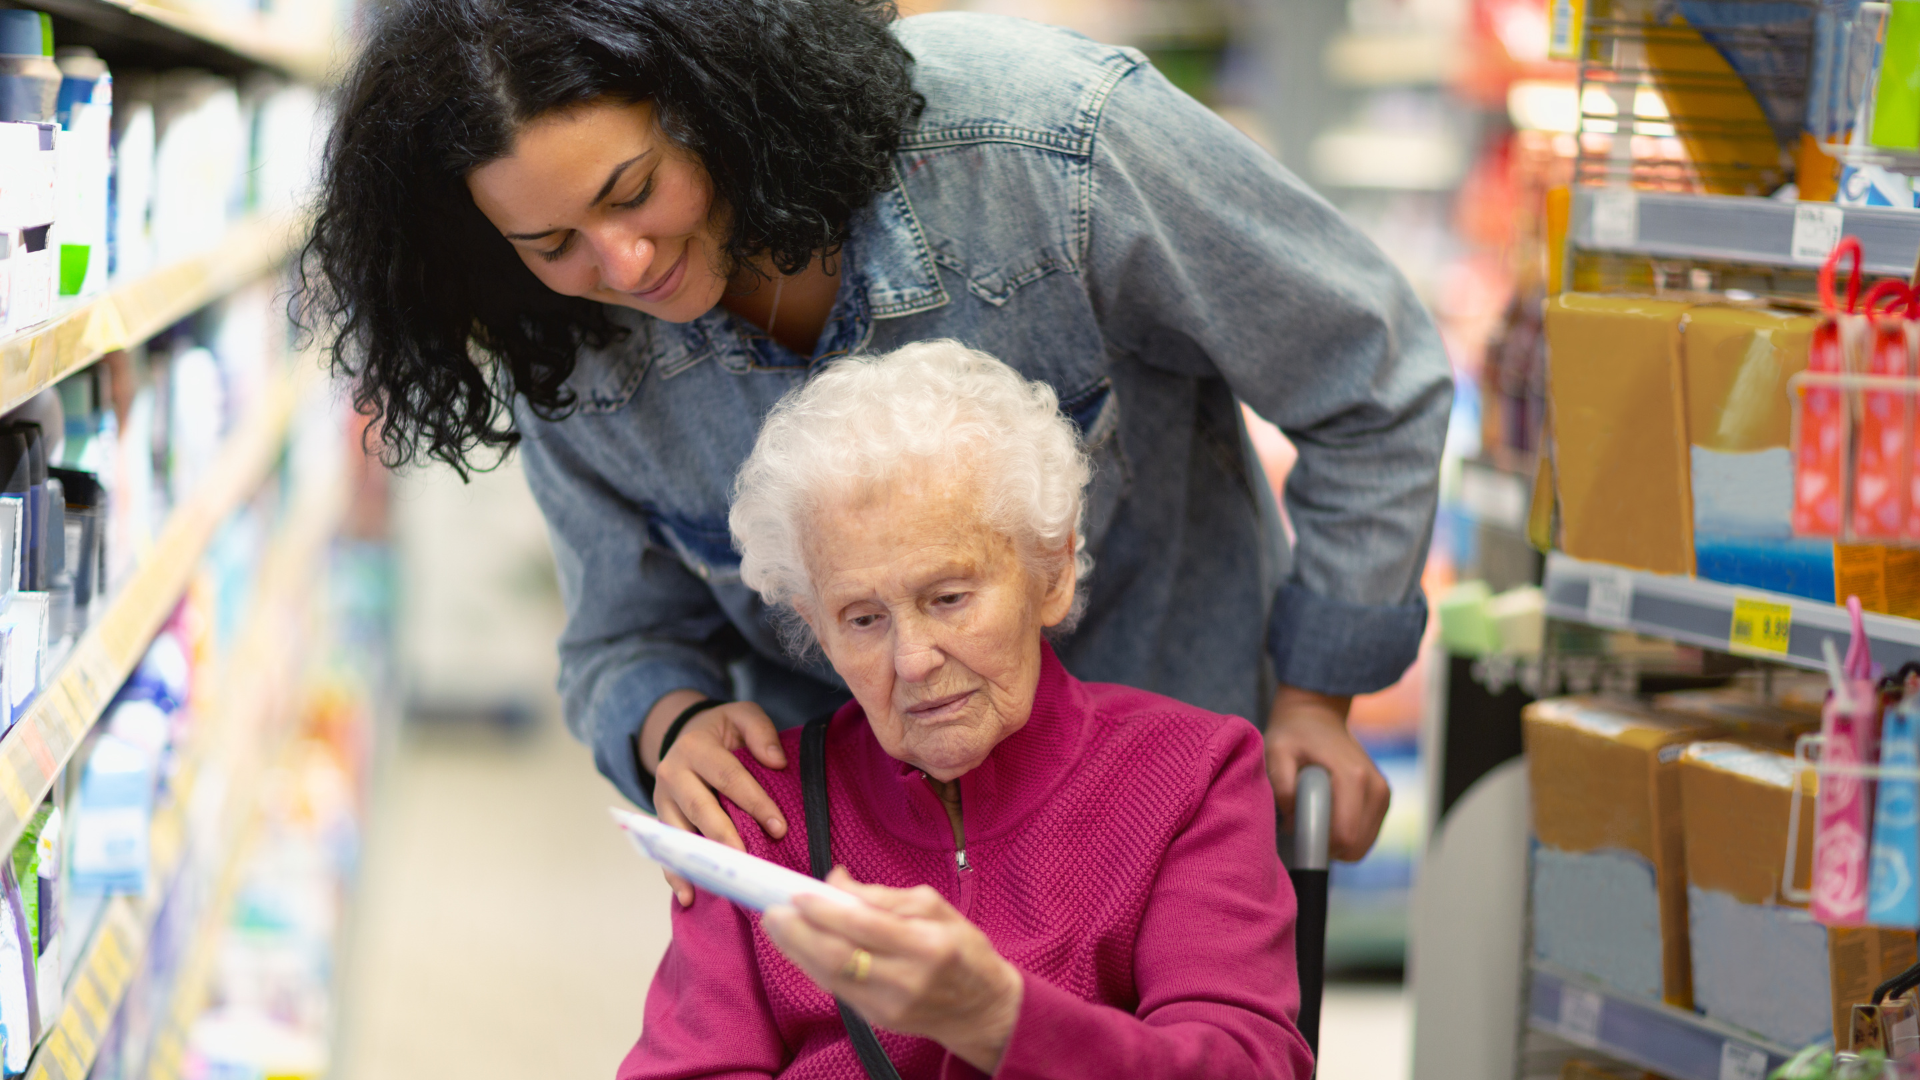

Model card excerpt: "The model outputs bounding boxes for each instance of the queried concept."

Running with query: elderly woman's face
[803,469,1076,781]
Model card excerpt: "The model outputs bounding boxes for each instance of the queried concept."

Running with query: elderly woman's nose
[892,631,944,683]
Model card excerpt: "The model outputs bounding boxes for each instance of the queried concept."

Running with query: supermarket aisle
[336,713,671,1080]
[1321,983,1414,1080]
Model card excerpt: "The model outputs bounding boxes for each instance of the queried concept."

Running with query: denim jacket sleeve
[1084,63,1452,698]
[518,417,735,809]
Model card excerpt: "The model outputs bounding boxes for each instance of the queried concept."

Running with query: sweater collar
[844,641,1093,850]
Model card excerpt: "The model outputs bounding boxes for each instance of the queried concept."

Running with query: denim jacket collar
[857,171,950,320]
[639,165,950,378]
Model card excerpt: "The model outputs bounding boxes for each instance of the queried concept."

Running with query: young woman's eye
[614,177,655,211]
[538,234,575,263]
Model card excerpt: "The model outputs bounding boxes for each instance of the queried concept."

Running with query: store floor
[335,713,1412,1080]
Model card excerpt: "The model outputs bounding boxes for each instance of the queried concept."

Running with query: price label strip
[1585,568,1634,627]
[1720,1040,1769,1080]
[1729,597,1793,657]
[1557,984,1605,1044]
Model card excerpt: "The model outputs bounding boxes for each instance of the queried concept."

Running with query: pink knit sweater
[619,645,1313,1080]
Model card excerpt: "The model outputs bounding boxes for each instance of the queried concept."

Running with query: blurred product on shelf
[1543,293,1695,575]
[171,674,370,1080]
[0,3,324,343]
[1526,698,1724,1009]
[1438,579,1546,655]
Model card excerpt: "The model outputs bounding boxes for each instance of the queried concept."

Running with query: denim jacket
[515,12,1453,808]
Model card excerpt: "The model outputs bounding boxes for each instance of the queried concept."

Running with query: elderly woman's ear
[1038,540,1078,629]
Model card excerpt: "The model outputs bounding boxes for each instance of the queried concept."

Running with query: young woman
[305,0,1450,874]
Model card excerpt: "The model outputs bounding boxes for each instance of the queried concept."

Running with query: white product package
[610,808,863,913]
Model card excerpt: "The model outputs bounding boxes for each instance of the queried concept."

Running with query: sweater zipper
[955,844,976,916]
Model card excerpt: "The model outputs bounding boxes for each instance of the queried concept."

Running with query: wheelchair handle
[1287,764,1333,1072]
[1293,765,1332,870]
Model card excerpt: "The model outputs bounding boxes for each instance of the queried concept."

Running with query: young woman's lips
[628,246,688,303]
[906,690,974,724]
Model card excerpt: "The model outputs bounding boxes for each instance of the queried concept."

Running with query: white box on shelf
[0,121,58,333]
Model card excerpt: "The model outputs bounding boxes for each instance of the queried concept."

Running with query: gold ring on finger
[841,947,872,983]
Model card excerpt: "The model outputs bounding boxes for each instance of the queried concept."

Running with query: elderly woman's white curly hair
[730,340,1093,646]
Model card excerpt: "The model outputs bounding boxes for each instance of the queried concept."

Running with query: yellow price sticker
[1730,597,1794,656]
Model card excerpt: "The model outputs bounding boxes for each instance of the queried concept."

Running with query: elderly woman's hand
[763,868,1024,1073]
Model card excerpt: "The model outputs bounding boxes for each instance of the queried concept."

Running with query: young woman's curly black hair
[300,0,922,473]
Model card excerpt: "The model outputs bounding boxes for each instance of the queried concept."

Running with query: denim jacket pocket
[954,248,1078,307]
[647,508,742,586]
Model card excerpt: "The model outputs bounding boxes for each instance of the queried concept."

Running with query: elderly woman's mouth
[905,690,975,723]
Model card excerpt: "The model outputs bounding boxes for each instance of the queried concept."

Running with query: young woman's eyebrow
[502,150,655,241]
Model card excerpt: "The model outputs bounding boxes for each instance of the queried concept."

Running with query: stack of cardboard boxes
[1527,688,1917,1054]
[1545,295,1920,613]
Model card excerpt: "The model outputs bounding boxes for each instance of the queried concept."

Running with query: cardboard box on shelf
[1677,741,1826,1047]
[1829,926,1919,1051]
[1559,1062,1663,1080]
[1545,295,1695,576]
[1679,305,1836,603]
[1652,686,1822,749]
[1527,697,1720,1008]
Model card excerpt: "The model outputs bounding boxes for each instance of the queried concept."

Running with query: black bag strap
[800,714,903,1080]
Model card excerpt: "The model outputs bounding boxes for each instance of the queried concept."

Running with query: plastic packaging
[1869,692,1920,926]
[1856,281,1913,539]
[1814,598,1886,926]
[1796,238,1863,537]
[0,12,58,126]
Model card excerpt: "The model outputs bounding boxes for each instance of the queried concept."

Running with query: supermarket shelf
[0,362,309,865]
[1568,186,1920,277]
[1543,552,1920,671]
[0,211,307,419]
[23,455,344,1080]
[1529,962,1794,1080]
[32,0,334,82]
[1324,32,1458,87]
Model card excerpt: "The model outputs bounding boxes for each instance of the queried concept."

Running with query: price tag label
[1591,189,1639,248]
[1721,1041,1769,1080]
[1791,204,1846,264]
[1586,569,1634,627]
[71,971,108,1032]
[40,1026,82,1080]
[1729,597,1793,656]
[1557,985,1604,1043]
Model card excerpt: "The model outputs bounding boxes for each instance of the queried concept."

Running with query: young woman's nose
[593,227,656,294]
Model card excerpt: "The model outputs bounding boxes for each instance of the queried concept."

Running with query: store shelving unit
[23,454,344,1080]
[0,363,308,864]
[1568,186,1920,277]
[0,212,307,418]
[1529,963,1795,1080]
[1543,551,1920,671]
[0,0,348,1074]
[32,0,333,80]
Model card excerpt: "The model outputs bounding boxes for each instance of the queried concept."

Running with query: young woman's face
[467,99,732,322]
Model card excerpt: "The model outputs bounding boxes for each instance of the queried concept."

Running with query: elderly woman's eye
[934,592,965,606]
[850,613,882,628]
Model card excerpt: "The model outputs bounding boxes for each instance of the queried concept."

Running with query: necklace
[765,274,786,339]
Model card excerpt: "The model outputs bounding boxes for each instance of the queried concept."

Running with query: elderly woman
[620,341,1311,1080]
